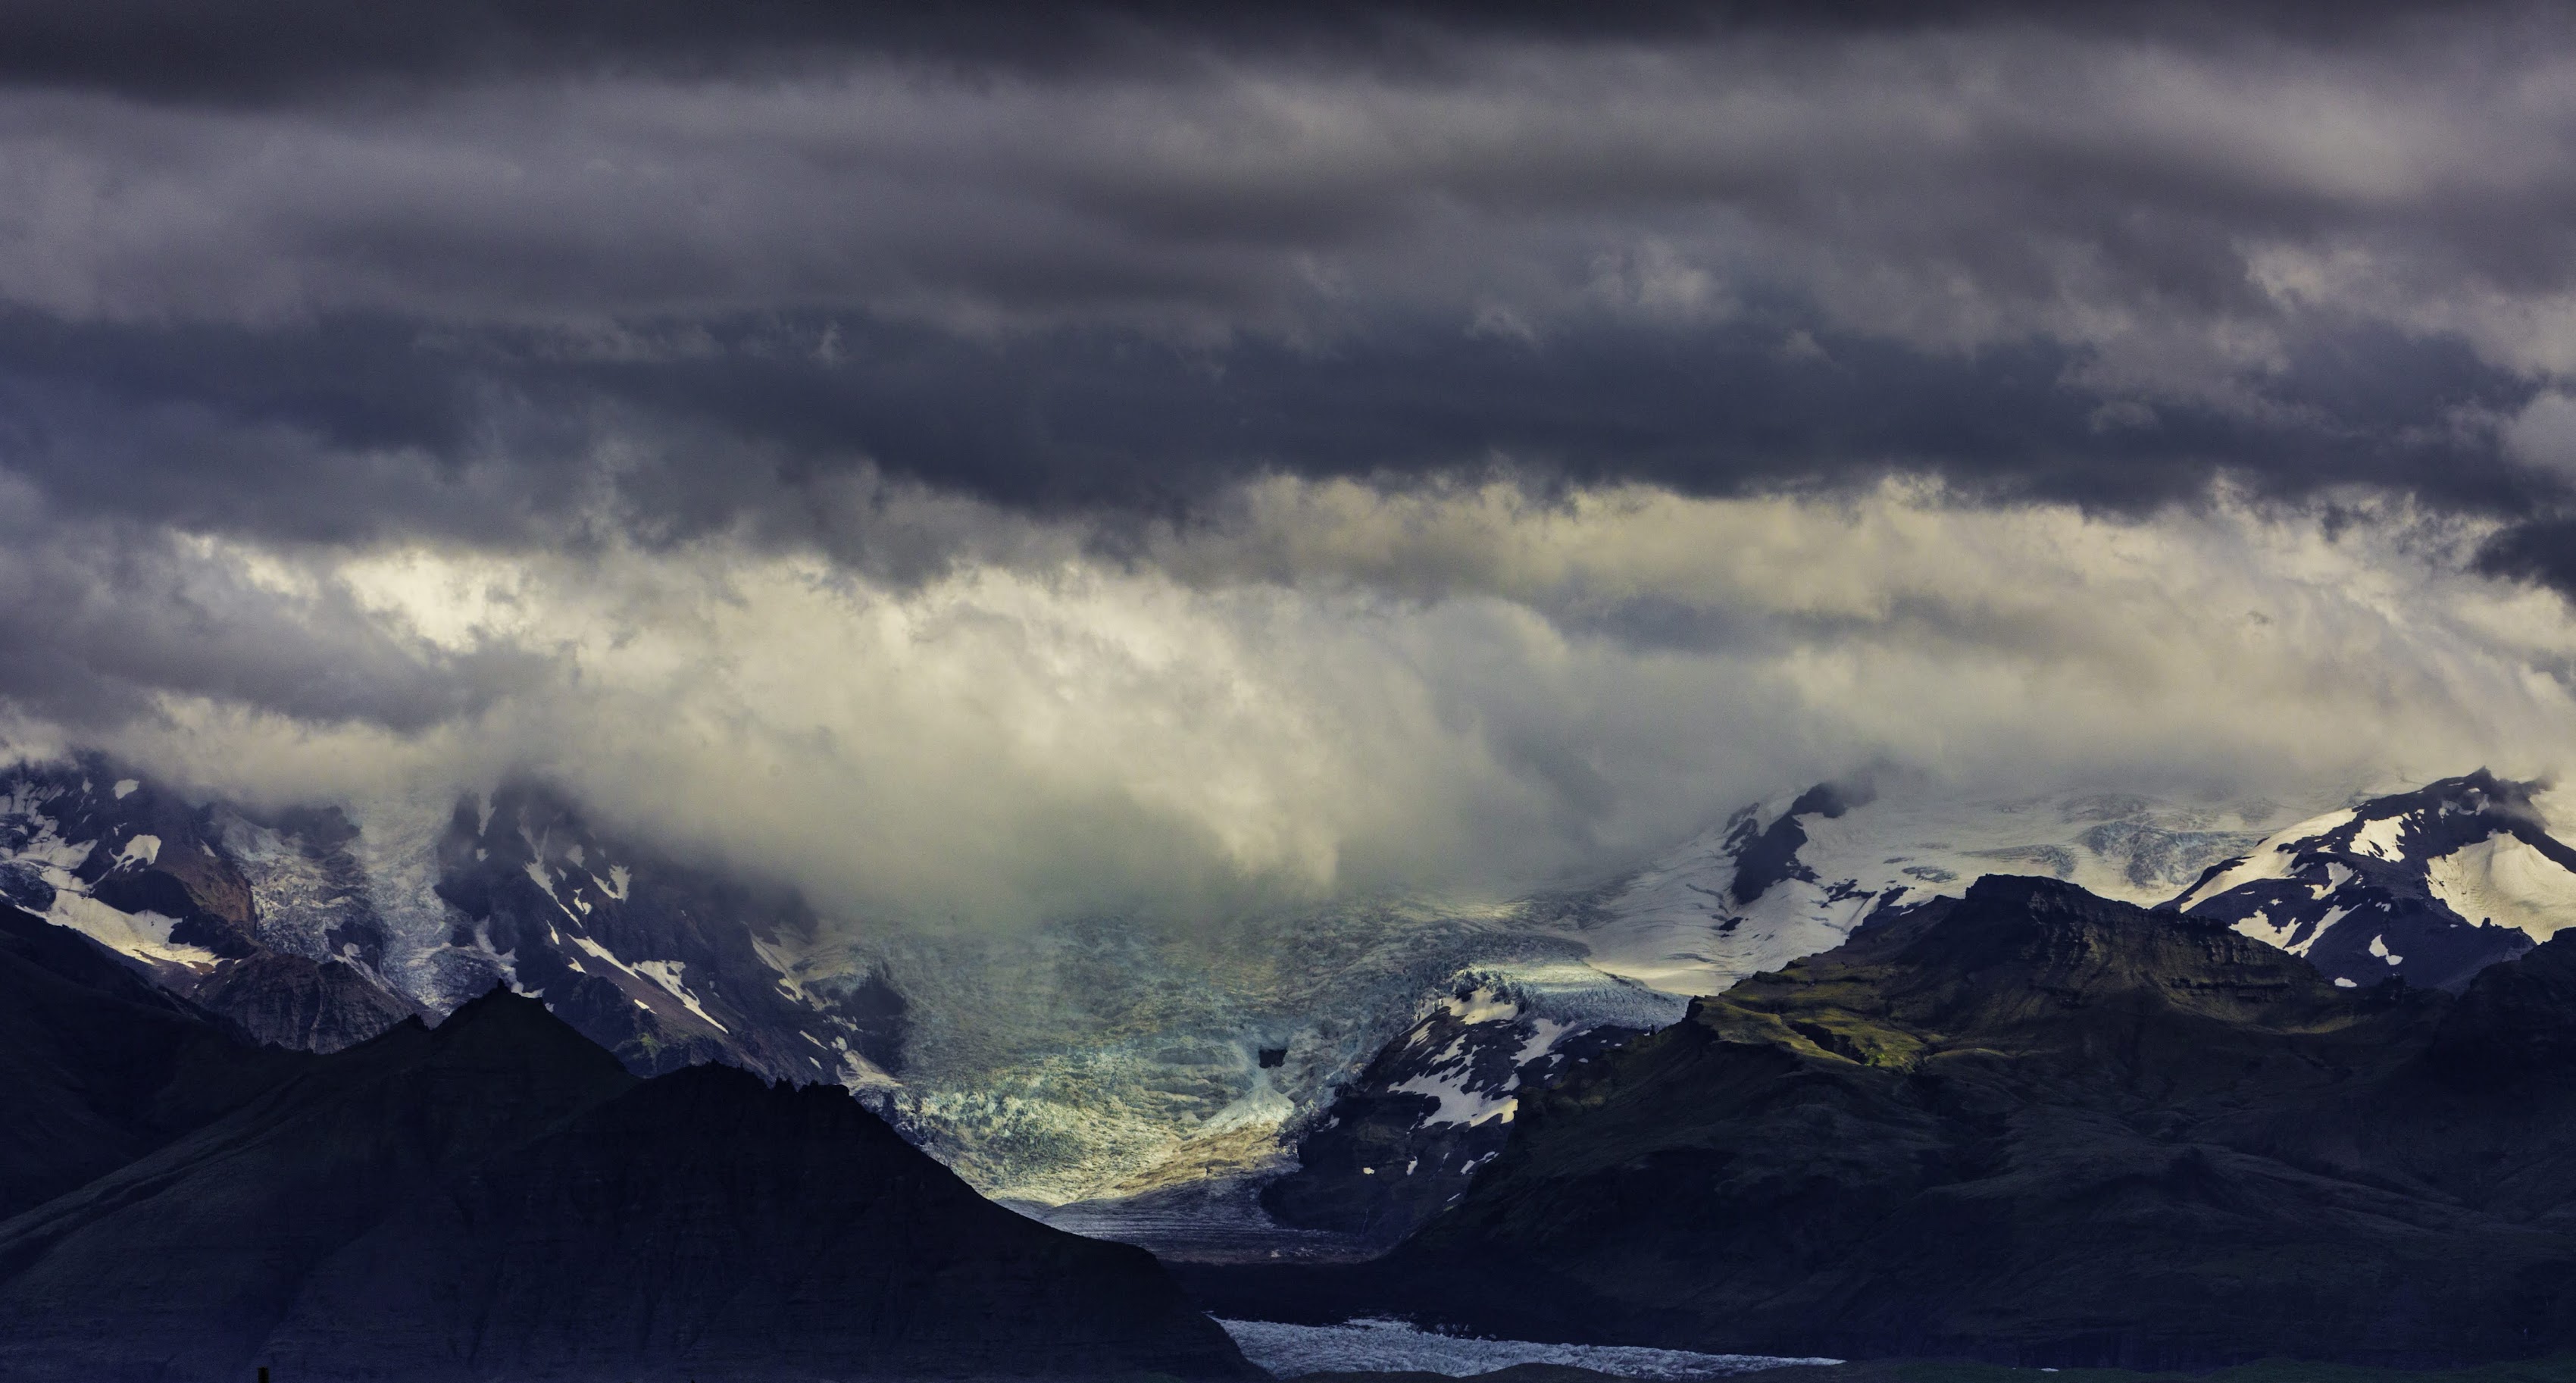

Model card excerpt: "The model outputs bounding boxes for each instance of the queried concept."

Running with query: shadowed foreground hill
[1193,876,2576,1368]
[0,903,310,1219]
[0,946,1255,1382]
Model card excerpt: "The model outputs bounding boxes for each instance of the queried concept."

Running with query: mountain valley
[18,751,2576,1370]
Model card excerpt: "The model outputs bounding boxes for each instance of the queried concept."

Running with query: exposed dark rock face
[1261,978,1643,1249]
[1193,876,2576,1368]
[0,980,1254,1383]
[5,756,267,962]
[3,759,914,1094]
[191,951,429,1053]
[1726,779,1871,906]
[0,859,55,912]
[0,758,417,1037]
[430,781,911,1082]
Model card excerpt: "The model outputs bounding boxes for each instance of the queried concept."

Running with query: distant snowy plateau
[8,754,2574,1256]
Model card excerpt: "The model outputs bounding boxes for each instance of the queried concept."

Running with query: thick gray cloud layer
[3,3,2574,916]
[1,6,2570,537]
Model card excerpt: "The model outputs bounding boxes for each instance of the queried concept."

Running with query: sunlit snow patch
[48,893,217,967]
[2424,834,2576,940]
[1586,787,2289,998]
[1215,1316,1837,1379]
[2174,809,2354,911]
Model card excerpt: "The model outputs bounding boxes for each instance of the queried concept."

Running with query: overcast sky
[5,1,2576,921]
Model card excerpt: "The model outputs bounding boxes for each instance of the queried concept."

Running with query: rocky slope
[0,950,1256,1382]
[427,781,911,1080]
[1193,875,2576,1367]
[1256,972,1662,1249]
[0,758,908,1081]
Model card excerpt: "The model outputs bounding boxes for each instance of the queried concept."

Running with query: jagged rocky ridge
[1193,874,2576,1367]
[1243,780,2311,1253]
[429,781,909,1079]
[0,902,1255,1383]
[0,759,908,1083]
[1257,978,1655,1249]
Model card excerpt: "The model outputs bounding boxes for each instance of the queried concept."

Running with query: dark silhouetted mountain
[1193,875,2576,1368]
[0,902,305,1219]
[0,987,636,1379]
[263,1063,1258,1381]
[2168,770,2576,990]
[0,984,1255,1382]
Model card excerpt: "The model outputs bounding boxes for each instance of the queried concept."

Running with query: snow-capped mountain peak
[2168,770,2576,990]
[1568,779,2285,998]
[0,758,910,1072]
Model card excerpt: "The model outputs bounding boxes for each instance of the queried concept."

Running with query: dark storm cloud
[0,305,2544,560]
[0,1,2447,102]
[2478,520,2576,596]
[2,0,2575,587]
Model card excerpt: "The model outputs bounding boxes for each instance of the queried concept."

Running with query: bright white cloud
[30,477,2571,930]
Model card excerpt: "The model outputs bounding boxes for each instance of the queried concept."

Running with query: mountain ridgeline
[1193,874,2576,1368]
[0,900,1255,1383]
[27,751,2576,1372]
[1244,770,2576,1259]
[0,760,911,1084]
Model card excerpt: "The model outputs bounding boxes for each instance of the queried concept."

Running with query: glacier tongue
[871,904,1602,1205]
